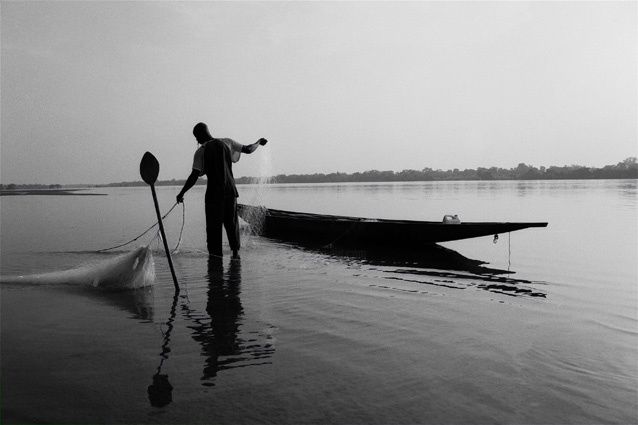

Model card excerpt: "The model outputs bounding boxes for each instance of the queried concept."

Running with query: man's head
[193,122,212,144]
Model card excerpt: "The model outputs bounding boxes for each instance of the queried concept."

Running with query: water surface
[1,180,636,424]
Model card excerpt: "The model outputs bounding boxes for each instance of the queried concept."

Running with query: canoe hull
[237,204,547,247]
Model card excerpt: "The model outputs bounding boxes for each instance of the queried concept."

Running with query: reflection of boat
[238,204,548,247]
[312,243,512,275]
[276,241,547,298]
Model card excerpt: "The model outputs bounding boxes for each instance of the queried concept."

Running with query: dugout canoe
[237,204,548,247]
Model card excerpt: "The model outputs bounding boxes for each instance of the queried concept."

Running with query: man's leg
[223,196,241,258]
[205,200,224,257]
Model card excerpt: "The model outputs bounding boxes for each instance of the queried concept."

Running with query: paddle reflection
[147,293,178,407]
[182,257,275,386]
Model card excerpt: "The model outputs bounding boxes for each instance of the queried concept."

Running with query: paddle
[140,152,179,292]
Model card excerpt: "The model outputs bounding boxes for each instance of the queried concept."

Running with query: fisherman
[177,122,267,258]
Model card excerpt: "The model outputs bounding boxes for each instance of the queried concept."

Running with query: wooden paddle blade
[140,152,160,185]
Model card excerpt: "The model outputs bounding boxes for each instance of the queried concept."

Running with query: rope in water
[96,201,184,253]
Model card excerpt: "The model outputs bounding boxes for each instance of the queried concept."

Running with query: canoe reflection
[295,242,547,298]
[182,257,275,386]
[316,243,510,275]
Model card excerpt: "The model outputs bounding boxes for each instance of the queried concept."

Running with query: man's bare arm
[176,170,200,203]
[241,138,268,154]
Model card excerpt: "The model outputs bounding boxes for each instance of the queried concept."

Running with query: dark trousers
[205,196,240,256]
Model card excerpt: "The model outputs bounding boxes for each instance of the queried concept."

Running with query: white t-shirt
[192,138,243,176]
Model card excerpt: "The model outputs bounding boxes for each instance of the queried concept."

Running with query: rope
[96,202,181,252]
[508,232,511,272]
[171,202,186,254]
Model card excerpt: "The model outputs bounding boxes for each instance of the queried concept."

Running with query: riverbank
[0,189,106,196]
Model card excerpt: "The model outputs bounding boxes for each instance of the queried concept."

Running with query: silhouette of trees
[235,157,637,184]
[0,183,64,190]
[4,158,635,189]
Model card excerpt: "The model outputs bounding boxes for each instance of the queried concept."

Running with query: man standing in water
[177,122,267,258]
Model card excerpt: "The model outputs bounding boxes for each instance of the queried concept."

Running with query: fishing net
[0,200,187,290]
[240,149,273,236]
[1,246,156,290]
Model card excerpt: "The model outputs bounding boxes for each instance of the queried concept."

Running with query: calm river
[1,179,636,424]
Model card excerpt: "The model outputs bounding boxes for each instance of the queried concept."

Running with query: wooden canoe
[237,204,547,247]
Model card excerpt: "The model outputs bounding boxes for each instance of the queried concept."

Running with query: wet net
[0,246,156,290]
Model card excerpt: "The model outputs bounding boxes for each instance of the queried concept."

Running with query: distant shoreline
[0,189,107,196]
[3,177,636,193]
[2,158,636,189]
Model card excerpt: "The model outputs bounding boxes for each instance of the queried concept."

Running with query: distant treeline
[236,157,638,184]
[2,158,636,189]
[1,183,63,190]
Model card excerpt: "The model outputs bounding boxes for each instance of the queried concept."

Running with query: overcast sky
[1,1,636,185]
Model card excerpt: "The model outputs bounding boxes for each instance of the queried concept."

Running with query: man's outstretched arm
[241,138,268,154]
[176,170,200,203]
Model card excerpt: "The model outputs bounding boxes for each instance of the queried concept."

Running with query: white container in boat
[442,214,461,224]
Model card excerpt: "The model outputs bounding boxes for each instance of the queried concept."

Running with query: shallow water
[1,180,636,424]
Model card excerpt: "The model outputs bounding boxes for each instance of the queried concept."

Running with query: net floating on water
[1,246,156,291]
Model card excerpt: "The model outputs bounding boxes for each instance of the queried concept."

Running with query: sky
[1,1,636,185]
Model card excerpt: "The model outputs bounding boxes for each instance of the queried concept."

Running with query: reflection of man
[207,257,243,357]
[195,257,244,382]
[180,258,275,386]
[177,122,267,258]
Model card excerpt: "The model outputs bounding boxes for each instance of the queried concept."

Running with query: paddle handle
[150,184,179,292]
